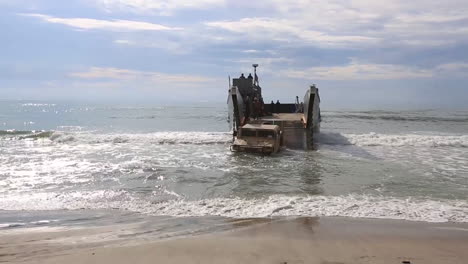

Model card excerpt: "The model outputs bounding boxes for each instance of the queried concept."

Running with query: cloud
[283,60,434,80]
[66,67,223,101]
[283,59,468,81]
[62,81,122,90]
[228,57,294,74]
[436,63,468,71]
[435,63,468,78]
[70,67,215,85]
[205,17,379,47]
[205,0,468,49]
[20,13,181,31]
[113,38,190,54]
[114,39,135,45]
[242,50,261,54]
[94,0,226,15]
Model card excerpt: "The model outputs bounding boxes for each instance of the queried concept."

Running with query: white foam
[148,195,468,223]
[1,192,467,223]
[0,223,26,228]
[57,126,84,131]
[22,103,56,107]
[162,189,182,198]
[318,132,468,148]
[0,220,59,229]
[31,220,57,225]
[17,131,468,148]
[49,131,232,145]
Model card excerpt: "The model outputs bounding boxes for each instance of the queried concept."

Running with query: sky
[1,0,467,109]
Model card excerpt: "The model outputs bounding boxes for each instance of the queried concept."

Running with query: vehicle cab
[231,124,282,154]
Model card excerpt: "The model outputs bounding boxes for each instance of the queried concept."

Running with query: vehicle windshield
[258,130,275,138]
[241,129,275,138]
[241,129,256,137]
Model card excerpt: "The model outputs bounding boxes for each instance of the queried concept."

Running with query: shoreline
[2,216,468,263]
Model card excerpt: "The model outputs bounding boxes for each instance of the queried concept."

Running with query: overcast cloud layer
[1,0,467,108]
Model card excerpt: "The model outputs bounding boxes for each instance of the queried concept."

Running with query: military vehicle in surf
[227,64,321,154]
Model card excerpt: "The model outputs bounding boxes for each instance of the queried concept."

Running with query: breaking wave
[50,131,232,145]
[317,132,468,148]
[21,103,57,107]
[1,130,232,145]
[1,192,467,223]
[0,130,35,136]
[4,130,467,148]
[324,112,468,123]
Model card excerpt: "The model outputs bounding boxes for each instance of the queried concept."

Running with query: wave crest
[48,131,232,145]
[0,130,34,136]
[4,130,466,148]
[317,132,468,148]
[325,112,468,123]
[1,192,467,223]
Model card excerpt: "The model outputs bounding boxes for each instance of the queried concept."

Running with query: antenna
[252,64,259,86]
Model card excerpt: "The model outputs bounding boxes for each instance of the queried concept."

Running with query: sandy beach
[1,216,468,264]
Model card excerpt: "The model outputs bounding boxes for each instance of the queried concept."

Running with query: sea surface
[1,100,468,235]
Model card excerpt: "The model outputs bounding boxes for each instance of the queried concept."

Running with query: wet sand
[1,217,468,264]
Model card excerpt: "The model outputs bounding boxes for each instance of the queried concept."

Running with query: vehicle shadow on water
[222,132,379,197]
[224,148,326,197]
[314,132,380,160]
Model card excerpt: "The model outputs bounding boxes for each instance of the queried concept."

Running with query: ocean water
[1,101,468,232]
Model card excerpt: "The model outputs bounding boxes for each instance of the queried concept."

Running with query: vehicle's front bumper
[230,144,274,154]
